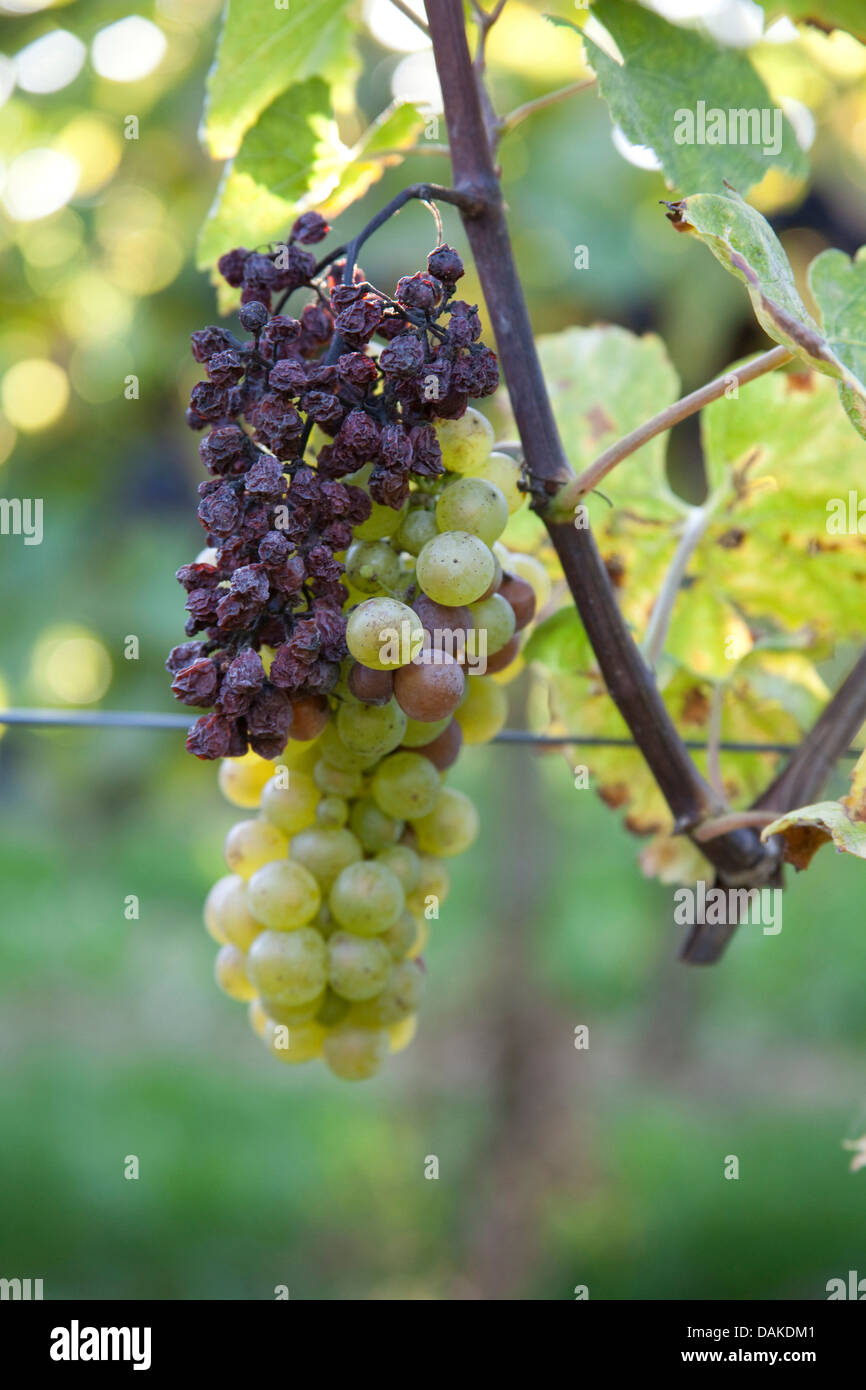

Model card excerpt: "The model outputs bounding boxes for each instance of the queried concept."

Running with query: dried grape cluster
[170,215,549,1079]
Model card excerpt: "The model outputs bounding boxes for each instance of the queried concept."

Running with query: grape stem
[425,0,783,913]
[641,503,714,669]
[498,78,597,142]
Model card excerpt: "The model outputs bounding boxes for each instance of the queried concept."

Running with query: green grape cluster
[204,409,546,1080]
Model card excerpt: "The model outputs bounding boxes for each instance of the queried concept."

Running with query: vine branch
[424,0,779,901]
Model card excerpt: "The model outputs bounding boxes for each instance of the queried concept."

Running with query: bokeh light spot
[91,17,167,83]
[31,627,112,706]
[1,358,69,432]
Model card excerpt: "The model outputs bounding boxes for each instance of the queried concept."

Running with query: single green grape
[349,796,405,852]
[312,757,362,798]
[247,857,321,931]
[435,407,494,475]
[371,750,441,820]
[415,531,495,606]
[413,787,480,857]
[260,770,320,835]
[214,943,256,1002]
[246,927,327,1006]
[464,449,526,514]
[406,855,451,916]
[345,538,402,595]
[329,860,405,936]
[263,1016,327,1064]
[289,826,363,892]
[322,1024,389,1080]
[380,908,418,961]
[327,931,392,1001]
[375,845,421,894]
[399,713,452,747]
[435,475,509,546]
[318,721,381,773]
[205,874,263,952]
[395,506,438,556]
[454,675,508,744]
[350,959,425,1026]
[345,597,424,672]
[467,592,516,659]
[224,817,289,879]
[336,696,407,757]
[315,794,349,829]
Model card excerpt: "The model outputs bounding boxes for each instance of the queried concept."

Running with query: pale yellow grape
[468,593,516,659]
[263,1016,327,1064]
[289,826,363,892]
[218,751,274,808]
[507,551,552,609]
[435,476,508,546]
[316,986,351,1027]
[337,697,407,756]
[371,750,440,820]
[435,406,494,475]
[455,676,507,744]
[329,860,405,936]
[319,720,381,772]
[416,531,495,606]
[205,874,262,952]
[322,1024,388,1080]
[400,713,451,747]
[247,858,321,930]
[349,959,424,1026]
[395,506,438,556]
[464,450,525,514]
[376,845,421,894]
[260,993,324,1025]
[328,931,392,1001]
[387,1015,418,1054]
[413,787,479,857]
[248,997,269,1038]
[203,879,229,944]
[349,796,404,852]
[345,538,401,595]
[313,758,362,799]
[316,794,349,829]
[406,855,451,915]
[224,817,289,879]
[260,770,320,835]
[381,908,418,961]
[344,463,409,540]
[345,597,424,671]
[214,943,256,1002]
[408,916,429,958]
[246,928,327,1006]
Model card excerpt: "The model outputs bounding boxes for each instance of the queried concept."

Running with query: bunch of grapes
[169,215,549,1079]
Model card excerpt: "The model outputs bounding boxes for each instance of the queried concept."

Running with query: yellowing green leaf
[762,801,866,868]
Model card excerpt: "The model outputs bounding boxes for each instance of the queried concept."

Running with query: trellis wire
[0,709,860,758]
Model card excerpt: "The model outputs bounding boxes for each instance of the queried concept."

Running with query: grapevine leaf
[505,323,681,518]
[523,607,593,674]
[761,802,866,869]
[197,79,343,274]
[203,0,356,160]
[550,0,806,194]
[320,102,425,217]
[808,247,866,439]
[669,191,866,434]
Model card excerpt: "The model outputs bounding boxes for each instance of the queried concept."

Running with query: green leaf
[517,323,682,518]
[320,101,426,217]
[523,607,593,674]
[203,0,356,160]
[808,247,866,439]
[197,78,344,273]
[670,191,866,434]
[761,2,866,42]
[550,0,807,194]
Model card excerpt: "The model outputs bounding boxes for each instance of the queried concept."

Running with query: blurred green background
[1,0,865,1300]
